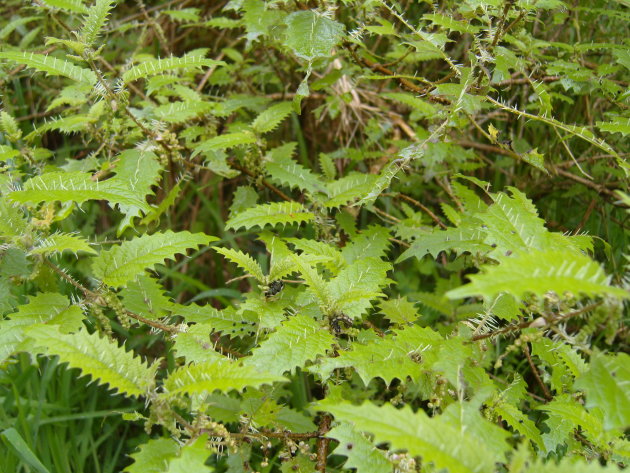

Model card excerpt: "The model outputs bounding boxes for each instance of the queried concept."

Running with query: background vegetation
[0,0,628,472]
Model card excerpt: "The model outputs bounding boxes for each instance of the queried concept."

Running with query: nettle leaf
[30,232,96,256]
[493,401,545,451]
[317,400,502,473]
[447,249,628,302]
[597,117,630,136]
[312,336,421,385]
[397,221,490,262]
[215,247,264,282]
[226,202,315,231]
[125,438,180,473]
[123,54,225,82]
[325,173,379,208]
[327,422,394,473]
[341,225,391,264]
[329,257,392,318]
[80,0,116,46]
[153,101,214,123]
[164,436,213,473]
[0,51,96,85]
[481,187,556,258]
[172,324,227,364]
[537,397,605,444]
[0,197,29,238]
[163,360,285,396]
[91,230,216,287]
[264,155,328,196]
[575,352,630,431]
[192,131,256,157]
[283,10,344,61]
[244,314,334,375]
[290,254,331,307]
[312,325,442,384]
[10,150,162,230]
[252,101,293,134]
[378,297,419,325]
[27,326,157,397]
[0,292,82,363]
[120,275,172,320]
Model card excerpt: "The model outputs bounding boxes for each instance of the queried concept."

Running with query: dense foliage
[0,0,628,472]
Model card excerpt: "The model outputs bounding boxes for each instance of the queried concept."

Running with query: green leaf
[120,275,172,320]
[329,257,391,318]
[378,297,419,325]
[27,326,157,397]
[316,400,502,473]
[163,360,285,396]
[327,422,393,473]
[597,117,630,136]
[123,54,225,82]
[397,223,490,262]
[164,436,213,473]
[30,232,96,256]
[264,156,328,196]
[215,247,264,282]
[493,401,545,451]
[9,150,162,232]
[311,325,442,384]
[447,249,628,301]
[91,230,216,287]
[80,0,116,46]
[252,101,293,134]
[244,314,334,375]
[153,101,214,123]
[225,202,314,231]
[0,292,83,362]
[575,352,630,431]
[290,254,331,307]
[125,438,179,473]
[192,131,256,157]
[0,51,96,84]
[283,10,344,61]
[325,173,379,208]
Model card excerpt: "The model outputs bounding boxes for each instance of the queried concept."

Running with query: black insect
[264,280,284,298]
[329,312,353,334]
